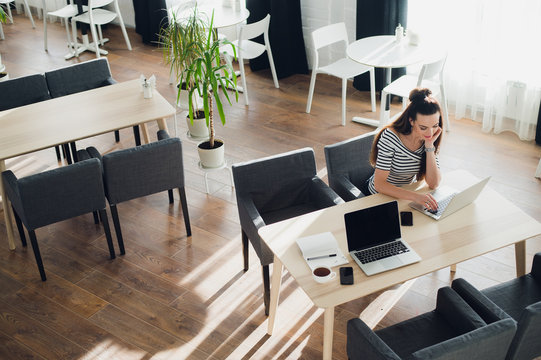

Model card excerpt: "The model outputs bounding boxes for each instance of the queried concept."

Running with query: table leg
[450,264,457,272]
[157,118,169,132]
[0,160,16,250]
[352,68,393,128]
[140,124,151,144]
[515,241,526,277]
[267,256,283,335]
[323,306,335,360]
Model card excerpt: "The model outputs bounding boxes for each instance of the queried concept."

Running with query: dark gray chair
[324,131,376,201]
[232,148,344,315]
[347,286,517,360]
[44,58,141,163]
[81,130,191,254]
[452,252,541,360]
[1,158,116,281]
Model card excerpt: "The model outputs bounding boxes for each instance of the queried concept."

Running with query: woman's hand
[414,192,438,211]
[425,127,442,148]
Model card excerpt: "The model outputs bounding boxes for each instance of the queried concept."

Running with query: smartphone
[340,267,354,285]
[400,211,413,226]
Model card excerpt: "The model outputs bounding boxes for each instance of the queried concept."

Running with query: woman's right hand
[414,193,438,211]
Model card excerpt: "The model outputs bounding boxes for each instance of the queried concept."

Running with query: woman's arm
[373,168,438,210]
[424,127,442,189]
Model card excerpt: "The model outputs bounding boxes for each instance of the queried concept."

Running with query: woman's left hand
[425,127,442,148]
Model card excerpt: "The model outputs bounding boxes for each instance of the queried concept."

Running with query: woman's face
[410,113,440,140]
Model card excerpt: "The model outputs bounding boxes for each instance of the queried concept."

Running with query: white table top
[347,35,437,69]
[170,1,250,29]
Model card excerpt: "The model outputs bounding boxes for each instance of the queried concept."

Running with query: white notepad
[296,232,348,270]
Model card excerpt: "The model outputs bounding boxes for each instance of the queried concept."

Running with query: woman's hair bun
[409,87,432,103]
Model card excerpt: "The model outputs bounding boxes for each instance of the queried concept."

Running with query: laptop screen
[344,201,402,251]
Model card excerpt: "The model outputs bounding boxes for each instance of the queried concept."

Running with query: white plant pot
[198,139,225,168]
[186,115,209,139]
[177,85,204,111]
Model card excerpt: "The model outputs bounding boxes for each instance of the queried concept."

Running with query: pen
[307,254,337,261]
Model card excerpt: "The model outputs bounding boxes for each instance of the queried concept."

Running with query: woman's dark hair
[369,87,443,181]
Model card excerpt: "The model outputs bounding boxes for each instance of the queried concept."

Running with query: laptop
[409,177,491,220]
[344,201,421,276]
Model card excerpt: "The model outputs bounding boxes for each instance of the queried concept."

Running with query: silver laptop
[344,201,421,276]
[409,177,491,220]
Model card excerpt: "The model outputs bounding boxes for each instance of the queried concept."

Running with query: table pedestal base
[64,34,109,60]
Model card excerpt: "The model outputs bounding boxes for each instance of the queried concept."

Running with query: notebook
[409,177,491,220]
[344,201,421,276]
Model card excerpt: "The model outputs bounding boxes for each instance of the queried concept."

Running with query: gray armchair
[44,58,141,163]
[232,148,344,315]
[452,252,541,360]
[347,286,517,360]
[82,131,191,254]
[324,131,376,201]
[1,158,116,281]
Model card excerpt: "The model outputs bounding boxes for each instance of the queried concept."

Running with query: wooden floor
[1,14,541,360]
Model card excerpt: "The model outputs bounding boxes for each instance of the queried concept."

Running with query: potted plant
[161,6,238,151]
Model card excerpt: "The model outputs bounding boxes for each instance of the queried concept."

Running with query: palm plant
[0,7,6,23]
[161,6,239,149]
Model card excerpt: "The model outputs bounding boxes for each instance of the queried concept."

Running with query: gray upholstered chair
[324,131,376,201]
[44,58,141,163]
[452,252,541,360]
[81,130,191,254]
[1,158,116,281]
[347,286,517,360]
[232,148,344,315]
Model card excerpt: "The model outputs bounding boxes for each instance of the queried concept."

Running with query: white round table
[346,35,435,127]
[170,1,250,29]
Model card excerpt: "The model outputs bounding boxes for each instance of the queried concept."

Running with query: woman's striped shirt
[367,128,438,194]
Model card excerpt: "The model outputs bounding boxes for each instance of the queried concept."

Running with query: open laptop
[344,201,421,276]
[409,177,491,220]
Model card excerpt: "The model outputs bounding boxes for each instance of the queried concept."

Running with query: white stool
[198,160,234,194]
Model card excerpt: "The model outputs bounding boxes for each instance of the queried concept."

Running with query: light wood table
[0,79,175,250]
[259,170,541,360]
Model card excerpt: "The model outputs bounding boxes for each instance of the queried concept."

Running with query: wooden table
[346,35,440,127]
[259,170,541,360]
[0,79,175,250]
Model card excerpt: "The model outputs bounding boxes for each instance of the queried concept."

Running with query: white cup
[312,266,337,284]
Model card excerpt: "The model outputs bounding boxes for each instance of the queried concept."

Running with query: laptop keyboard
[427,194,455,216]
[354,241,409,264]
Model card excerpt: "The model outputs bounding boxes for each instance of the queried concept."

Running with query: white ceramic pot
[198,139,225,168]
[186,115,209,139]
[177,85,204,111]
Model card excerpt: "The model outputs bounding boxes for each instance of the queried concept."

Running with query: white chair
[0,0,35,37]
[42,0,87,52]
[380,55,450,131]
[306,22,376,127]
[221,14,279,106]
[71,0,132,58]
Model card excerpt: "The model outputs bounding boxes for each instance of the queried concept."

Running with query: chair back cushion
[411,318,516,360]
[45,58,115,98]
[232,148,317,215]
[3,158,105,230]
[102,137,184,204]
[0,74,51,111]
[325,131,376,188]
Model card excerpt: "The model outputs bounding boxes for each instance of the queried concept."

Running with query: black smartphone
[400,211,413,226]
[340,266,354,285]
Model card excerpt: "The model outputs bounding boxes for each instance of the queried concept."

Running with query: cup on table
[312,266,336,284]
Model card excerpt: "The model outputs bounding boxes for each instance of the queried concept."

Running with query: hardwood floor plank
[0,331,45,360]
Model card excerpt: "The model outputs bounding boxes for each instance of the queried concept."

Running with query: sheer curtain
[408,0,541,140]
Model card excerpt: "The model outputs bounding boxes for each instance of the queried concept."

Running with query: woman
[365,87,443,211]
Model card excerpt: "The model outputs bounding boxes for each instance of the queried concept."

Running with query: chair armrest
[85,146,103,161]
[76,149,91,161]
[436,286,487,333]
[237,194,266,236]
[157,130,170,140]
[328,174,362,202]
[103,76,116,86]
[451,278,512,324]
[531,252,541,282]
[1,170,24,218]
[309,176,344,208]
[347,319,401,360]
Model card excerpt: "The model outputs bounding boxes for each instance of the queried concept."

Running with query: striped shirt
[367,129,439,194]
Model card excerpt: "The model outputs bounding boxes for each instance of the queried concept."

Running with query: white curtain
[408,0,541,141]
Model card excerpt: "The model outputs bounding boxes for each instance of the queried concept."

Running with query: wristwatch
[425,146,436,152]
